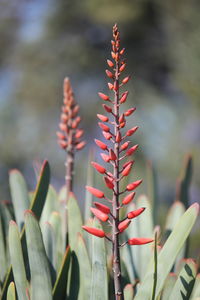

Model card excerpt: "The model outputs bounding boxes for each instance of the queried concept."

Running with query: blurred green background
[0,0,200,210]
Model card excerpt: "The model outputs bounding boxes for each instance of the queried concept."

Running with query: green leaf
[67,192,83,250]
[84,150,94,221]
[90,218,108,300]
[1,160,50,300]
[9,170,29,230]
[8,221,28,300]
[25,211,52,300]
[161,273,177,300]
[40,186,59,228]
[134,203,199,300]
[53,246,71,300]
[151,232,158,300]
[42,222,55,269]
[77,233,92,300]
[146,161,158,224]
[6,282,16,300]
[169,259,197,300]
[0,216,7,282]
[191,273,200,299]
[124,284,134,300]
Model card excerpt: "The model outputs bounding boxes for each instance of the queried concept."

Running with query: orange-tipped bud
[101,153,110,163]
[104,177,114,189]
[122,192,136,205]
[90,208,109,222]
[128,238,153,245]
[124,107,136,116]
[58,140,68,149]
[109,149,117,161]
[86,186,104,198]
[98,92,110,101]
[126,126,139,137]
[120,141,130,151]
[120,48,125,55]
[119,121,126,128]
[118,219,131,233]
[75,129,84,139]
[122,162,133,176]
[76,141,86,150]
[126,180,142,191]
[105,70,114,79]
[102,104,112,113]
[108,83,114,90]
[59,123,67,131]
[95,139,108,150]
[116,131,121,143]
[98,122,110,132]
[120,91,129,104]
[107,59,114,67]
[119,114,125,124]
[91,162,106,174]
[94,202,111,214]
[126,145,139,156]
[111,51,116,59]
[103,131,112,140]
[97,114,109,122]
[119,63,126,72]
[122,76,131,84]
[82,226,105,238]
[127,207,145,219]
[56,132,66,140]
[72,105,80,116]
[61,113,68,122]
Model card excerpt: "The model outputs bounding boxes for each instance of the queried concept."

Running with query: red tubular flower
[107,59,114,67]
[75,141,86,150]
[122,192,136,205]
[104,177,114,189]
[126,144,139,156]
[126,126,139,137]
[94,202,111,214]
[98,122,110,132]
[103,131,112,140]
[124,107,136,116]
[128,238,154,245]
[122,76,131,84]
[120,91,129,104]
[97,114,109,122]
[98,92,110,101]
[118,219,131,233]
[90,208,109,222]
[120,141,130,151]
[95,139,108,150]
[105,69,114,78]
[82,226,106,238]
[122,162,133,176]
[102,104,112,113]
[91,162,106,174]
[127,207,145,219]
[101,153,110,162]
[86,186,104,198]
[126,180,143,191]
[109,149,117,161]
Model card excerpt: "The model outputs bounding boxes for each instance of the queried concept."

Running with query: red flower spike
[105,70,114,79]
[127,207,145,219]
[98,92,110,101]
[76,141,86,150]
[122,163,133,176]
[58,140,68,149]
[97,114,109,122]
[120,141,130,151]
[122,192,136,205]
[120,48,125,55]
[126,180,143,191]
[95,139,108,150]
[109,149,117,161]
[122,76,131,84]
[91,162,106,174]
[56,132,66,140]
[90,207,109,222]
[101,153,110,163]
[75,129,84,139]
[59,123,67,131]
[119,63,126,72]
[111,51,116,59]
[104,177,114,189]
[102,104,113,113]
[124,107,136,117]
[118,219,131,233]
[126,126,139,137]
[107,59,114,68]
[108,83,114,90]
[103,131,112,140]
[128,238,154,245]
[94,202,111,214]
[86,186,104,198]
[82,226,105,238]
[98,122,110,132]
[116,131,121,143]
[126,144,139,156]
[120,91,129,104]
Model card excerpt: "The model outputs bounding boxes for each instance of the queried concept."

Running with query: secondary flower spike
[57,77,85,194]
[82,24,153,299]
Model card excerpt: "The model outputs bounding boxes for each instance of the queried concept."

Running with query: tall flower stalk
[82,25,153,299]
[57,77,85,196]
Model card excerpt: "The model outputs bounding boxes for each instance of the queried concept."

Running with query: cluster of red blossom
[82,24,153,247]
[57,78,85,152]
